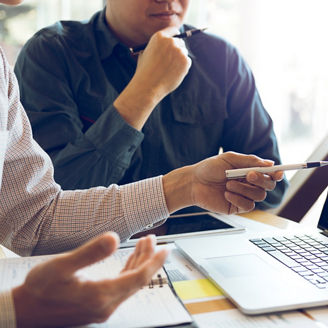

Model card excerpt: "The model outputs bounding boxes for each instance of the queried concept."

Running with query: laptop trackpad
[207,254,275,278]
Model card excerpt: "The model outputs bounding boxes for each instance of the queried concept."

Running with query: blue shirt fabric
[14,8,288,210]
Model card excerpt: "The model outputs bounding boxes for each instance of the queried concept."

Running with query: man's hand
[163,151,284,214]
[135,27,192,100]
[114,27,191,130]
[13,233,168,328]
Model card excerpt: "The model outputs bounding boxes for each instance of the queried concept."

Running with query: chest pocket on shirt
[169,65,228,126]
[0,130,9,189]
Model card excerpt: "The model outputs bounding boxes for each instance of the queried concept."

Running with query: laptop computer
[175,191,328,314]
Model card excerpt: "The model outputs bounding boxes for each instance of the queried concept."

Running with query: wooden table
[240,209,299,230]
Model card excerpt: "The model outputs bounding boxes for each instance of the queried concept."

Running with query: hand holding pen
[113,27,193,131]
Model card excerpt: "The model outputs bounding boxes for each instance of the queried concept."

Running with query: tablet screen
[166,213,234,235]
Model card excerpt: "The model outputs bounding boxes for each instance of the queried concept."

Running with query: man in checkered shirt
[0,1,283,326]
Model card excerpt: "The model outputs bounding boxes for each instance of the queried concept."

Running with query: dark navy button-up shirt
[14,8,288,210]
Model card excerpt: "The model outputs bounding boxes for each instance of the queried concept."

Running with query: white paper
[193,309,318,328]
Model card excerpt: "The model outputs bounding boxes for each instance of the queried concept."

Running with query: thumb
[158,26,180,37]
[58,232,120,276]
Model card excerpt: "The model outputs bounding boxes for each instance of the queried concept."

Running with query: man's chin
[1,0,23,5]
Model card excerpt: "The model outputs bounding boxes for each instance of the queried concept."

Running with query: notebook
[175,191,328,315]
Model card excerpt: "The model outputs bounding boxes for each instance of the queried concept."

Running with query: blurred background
[1,0,327,206]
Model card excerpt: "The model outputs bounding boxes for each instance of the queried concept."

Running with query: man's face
[106,0,190,47]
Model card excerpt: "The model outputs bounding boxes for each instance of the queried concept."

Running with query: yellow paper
[172,279,223,300]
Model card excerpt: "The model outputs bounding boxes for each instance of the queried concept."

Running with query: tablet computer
[120,212,245,247]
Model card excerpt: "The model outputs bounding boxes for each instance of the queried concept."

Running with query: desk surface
[1,211,323,328]
[239,209,299,230]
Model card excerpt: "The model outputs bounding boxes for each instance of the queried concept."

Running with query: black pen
[129,27,207,55]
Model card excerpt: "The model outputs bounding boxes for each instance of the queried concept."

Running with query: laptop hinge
[320,230,328,237]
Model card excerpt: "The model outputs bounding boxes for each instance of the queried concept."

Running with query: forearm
[50,107,144,189]
[113,78,162,131]
[31,177,169,255]
[114,30,192,131]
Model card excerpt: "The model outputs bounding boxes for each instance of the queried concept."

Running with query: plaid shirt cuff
[121,175,169,236]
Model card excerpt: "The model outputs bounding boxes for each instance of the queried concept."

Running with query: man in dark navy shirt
[14,0,288,210]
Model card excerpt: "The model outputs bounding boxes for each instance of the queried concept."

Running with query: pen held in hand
[225,161,328,179]
[129,27,207,55]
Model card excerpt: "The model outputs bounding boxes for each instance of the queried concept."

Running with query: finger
[132,235,156,268]
[269,170,284,182]
[173,37,186,48]
[226,179,267,202]
[57,232,120,276]
[225,191,256,213]
[159,26,180,37]
[123,237,145,271]
[123,235,156,271]
[223,152,274,170]
[246,171,277,191]
[105,249,169,303]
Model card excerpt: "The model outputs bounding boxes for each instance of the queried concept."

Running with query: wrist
[114,81,162,130]
[13,285,41,328]
[162,165,195,213]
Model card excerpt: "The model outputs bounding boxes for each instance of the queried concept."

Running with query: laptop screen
[318,192,328,230]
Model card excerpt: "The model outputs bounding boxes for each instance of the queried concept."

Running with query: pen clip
[129,48,142,56]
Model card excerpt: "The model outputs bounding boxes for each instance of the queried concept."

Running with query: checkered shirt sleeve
[0,47,169,325]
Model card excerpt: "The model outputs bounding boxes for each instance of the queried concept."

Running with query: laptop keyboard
[250,234,328,289]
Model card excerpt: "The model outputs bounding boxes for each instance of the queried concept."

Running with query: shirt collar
[93,7,129,60]
[93,9,196,60]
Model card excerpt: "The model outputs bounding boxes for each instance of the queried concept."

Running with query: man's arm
[114,28,191,130]
[4,48,281,257]
[14,31,144,189]
[4,58,169,256]
[14,27,191,189]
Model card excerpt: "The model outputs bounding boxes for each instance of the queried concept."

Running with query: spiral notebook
[0,247,196,328]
